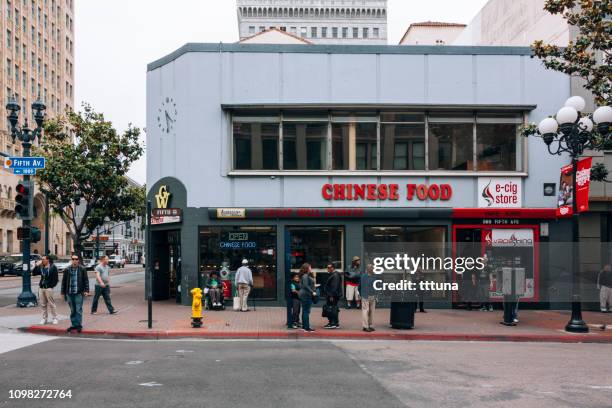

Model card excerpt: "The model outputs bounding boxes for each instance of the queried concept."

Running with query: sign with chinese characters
[478,178,522,208]
[556,157,592,217]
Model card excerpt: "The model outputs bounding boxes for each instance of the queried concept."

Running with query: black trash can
[390,301,416,329]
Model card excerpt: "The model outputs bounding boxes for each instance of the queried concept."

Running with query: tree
[532,0,611,106]
[526,0,612,181]
[34,104,145,258]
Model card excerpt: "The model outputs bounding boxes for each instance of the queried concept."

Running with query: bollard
[191,288,203,328]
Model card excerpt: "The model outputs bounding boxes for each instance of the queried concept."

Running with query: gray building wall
[147,44,571,211]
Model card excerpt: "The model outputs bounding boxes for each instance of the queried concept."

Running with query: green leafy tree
[526,0,611,181]
[532,0,611,106]
[34,104,145,258]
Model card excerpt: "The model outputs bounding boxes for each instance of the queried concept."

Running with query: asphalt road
[0,337,611,408]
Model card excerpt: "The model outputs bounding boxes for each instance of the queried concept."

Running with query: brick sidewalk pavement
[4,273,612,342]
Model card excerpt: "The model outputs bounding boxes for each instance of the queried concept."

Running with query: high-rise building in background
[237,0,388,45]
[0,0,75,256]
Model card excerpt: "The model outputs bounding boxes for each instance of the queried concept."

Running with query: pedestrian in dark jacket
[598,264,612,312]
[324,264,342,329]
[298,263,316,332]
[61,255,89,333]
[36,255,59,325]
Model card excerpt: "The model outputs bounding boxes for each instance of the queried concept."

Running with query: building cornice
[147,43,534,72]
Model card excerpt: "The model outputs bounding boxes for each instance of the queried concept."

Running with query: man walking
[345,256,361,309]
[61,255,89,333]
[360,264,377,332]
[235,259,253,312]
[35,255,59,325]
[323,264,342,329]
[597,264,612,312]
[91,255,117,315]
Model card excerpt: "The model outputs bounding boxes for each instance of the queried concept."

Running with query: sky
[75,0,490,184]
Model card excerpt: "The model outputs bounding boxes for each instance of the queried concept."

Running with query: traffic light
[31,227,41,243]
[14,180,33,220]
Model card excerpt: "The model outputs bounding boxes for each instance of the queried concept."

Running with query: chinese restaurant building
[146,43,575,307]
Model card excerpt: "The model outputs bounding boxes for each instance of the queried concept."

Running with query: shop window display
[199,226,277,300]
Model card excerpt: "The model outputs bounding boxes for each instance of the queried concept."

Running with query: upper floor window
[332,27,338,38]
[311,27,317,38]
[231,111,523,173]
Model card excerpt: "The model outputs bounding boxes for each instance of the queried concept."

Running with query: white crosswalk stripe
[0,330,55,355]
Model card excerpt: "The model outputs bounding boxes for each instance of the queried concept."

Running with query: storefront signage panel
[477,178,522,208]
[322,183,452,202]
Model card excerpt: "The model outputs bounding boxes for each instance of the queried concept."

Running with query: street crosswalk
[0,330,54,355]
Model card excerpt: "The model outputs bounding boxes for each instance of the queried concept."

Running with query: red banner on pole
[576,157,592,213]
[556,157,592,217]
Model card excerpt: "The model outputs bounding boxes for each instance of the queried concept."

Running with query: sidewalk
[5,274,612,342]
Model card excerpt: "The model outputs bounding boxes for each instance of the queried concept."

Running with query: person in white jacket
[235,259,253,312]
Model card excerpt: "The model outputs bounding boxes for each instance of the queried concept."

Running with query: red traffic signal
[14,180,33,220]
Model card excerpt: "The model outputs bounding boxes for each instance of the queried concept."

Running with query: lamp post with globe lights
[5,96,46,307]
[535,96,612,333]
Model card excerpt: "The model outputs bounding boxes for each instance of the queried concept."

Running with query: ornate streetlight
[535,96,612,332]
[6,95,46,307]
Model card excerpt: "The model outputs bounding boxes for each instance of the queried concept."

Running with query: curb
[22,325,612,343]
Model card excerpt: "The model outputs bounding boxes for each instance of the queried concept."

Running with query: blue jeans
[92,285,114,313]
[301,298,312,330]
[67,294,83,328]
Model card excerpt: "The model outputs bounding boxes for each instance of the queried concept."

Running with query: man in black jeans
[324,264,342,329]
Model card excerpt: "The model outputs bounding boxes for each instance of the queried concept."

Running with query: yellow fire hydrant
[191,288,203,328]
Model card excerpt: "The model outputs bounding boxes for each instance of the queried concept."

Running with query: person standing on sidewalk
[414,269,427,313]
[323,264,342,329]
[61,255,89,333]
[597,264,612,312]
[35,255,59,325]
[360,264,377,332]
[290,273,301,329]
[345,256,361,309]
[91,255,117,315]
[298,263,316,332]
[235,259,253,312]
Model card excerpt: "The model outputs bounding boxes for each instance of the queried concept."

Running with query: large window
[428,122,473,170]
[283,122,328,170]
[288,227,344,288]
[381,113,425,170]
[233,122,279,170]
[231,111,523,173]
[199,226,277,300]
[476,123,518,171]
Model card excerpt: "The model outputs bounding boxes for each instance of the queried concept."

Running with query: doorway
[151,230,181,302]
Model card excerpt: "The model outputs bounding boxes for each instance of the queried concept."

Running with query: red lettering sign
[322,184,452,201]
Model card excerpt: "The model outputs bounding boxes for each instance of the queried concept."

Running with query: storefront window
[233,122,279,170]
[428,123,473,170]
[283,123,328,170]
[199,226,277,300]
[364,226,447,299]
[476,123,518,171]
[288,227,344,286]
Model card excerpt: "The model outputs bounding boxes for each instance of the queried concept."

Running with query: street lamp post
[6,96,46,308]
[536,97,612,333]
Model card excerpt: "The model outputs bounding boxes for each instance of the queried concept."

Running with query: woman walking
[298,263,316,332]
